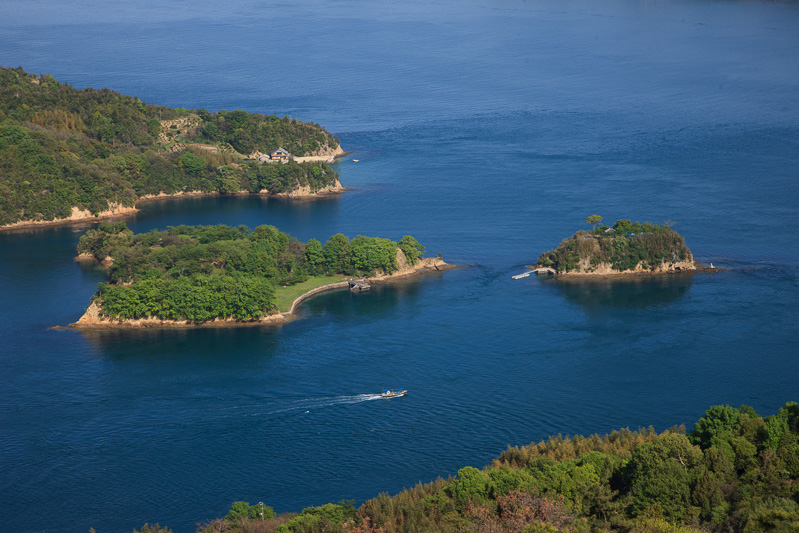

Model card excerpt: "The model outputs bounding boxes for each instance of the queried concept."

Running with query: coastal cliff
[270,178,347,198]
[71,300,289,329]
[550,259,696,277]
[292,144,347,163]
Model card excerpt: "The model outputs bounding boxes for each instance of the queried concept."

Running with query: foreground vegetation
[151,402,799,533]
[77,222,427,322]
[0,67,341,226]
[536,216,693,274]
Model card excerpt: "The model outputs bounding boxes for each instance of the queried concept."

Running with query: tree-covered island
[535,216,697,276]
[0,66,345,229]
[71,222,447,328]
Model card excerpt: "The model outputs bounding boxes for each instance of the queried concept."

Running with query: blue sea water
[1,0,799,531]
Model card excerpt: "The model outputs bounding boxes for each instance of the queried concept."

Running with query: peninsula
[0,67,345,230]
[534,216,699,277]
[70,223,450,329]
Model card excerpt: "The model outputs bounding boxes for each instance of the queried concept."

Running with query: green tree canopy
[79,223,427,324]
[225,501,275,522]
[586,214,603,231]
[0,67,341,227]
[201,403,799,533]
[537,219,691,274]
[399,235,426,265]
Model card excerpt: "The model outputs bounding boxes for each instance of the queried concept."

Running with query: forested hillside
[0,67,341,227]
[175,403,799,533]
[77,223,426,323]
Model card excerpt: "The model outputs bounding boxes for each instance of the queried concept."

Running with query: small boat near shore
[512,271,532,279]
[381,388,407,398]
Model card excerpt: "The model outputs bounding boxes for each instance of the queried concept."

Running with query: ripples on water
[1,0,799,531]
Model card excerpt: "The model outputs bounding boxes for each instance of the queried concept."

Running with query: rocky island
[70,222,449,329]
[534,216,700,277]
[0,67,345,230]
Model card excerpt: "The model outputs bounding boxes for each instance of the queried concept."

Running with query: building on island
[270,147,291,162]
[255,148,292,164]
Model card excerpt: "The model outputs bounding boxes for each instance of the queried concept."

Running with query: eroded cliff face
[269,179,346,198]
[71,301,289,329]
[556,245,695,276]
[367,248,449,280]
[536,230,697,277]
[303,144,346,158]
[557,259,697,277]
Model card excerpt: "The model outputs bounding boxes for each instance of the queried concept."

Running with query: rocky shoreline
[292,145,349,163]
[270,178,347,198]
[1,151,347,232]
[0,204,140,231]
[528,261,721,280]
[69,256,453,330]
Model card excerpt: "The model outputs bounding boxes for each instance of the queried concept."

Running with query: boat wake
[192,393,390,423]
[260,393,384,419]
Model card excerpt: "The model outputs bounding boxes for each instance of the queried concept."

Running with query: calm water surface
[1,1,798,531]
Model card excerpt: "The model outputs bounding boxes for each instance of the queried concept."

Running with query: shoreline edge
[69,256,454,330]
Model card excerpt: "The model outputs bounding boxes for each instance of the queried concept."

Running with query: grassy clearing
[274,275,348,312]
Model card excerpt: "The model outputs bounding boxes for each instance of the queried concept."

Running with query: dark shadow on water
[298,274,437,320]
[76,257,107,277]
[78,274,444,361]
[78,322,284,365]
[120,194,348,246]
[552,273,695,312]
[133,194,342,236]
[136,193,342,215]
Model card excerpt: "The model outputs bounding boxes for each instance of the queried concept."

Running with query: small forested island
[535,216,698,276]
[131,402,799,533]
[0,67,345,229]
[71,222,447,329]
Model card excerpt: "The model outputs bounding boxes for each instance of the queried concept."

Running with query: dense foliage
[78,223,423,322]
[189,402,799,533]
[196,108,338,156]
[398,235,426,266]
[537,219,692,273]
[0,67,340,226]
